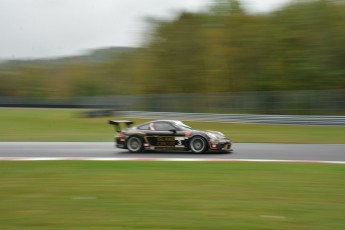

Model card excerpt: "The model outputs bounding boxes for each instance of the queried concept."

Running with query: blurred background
[0,0,344,115]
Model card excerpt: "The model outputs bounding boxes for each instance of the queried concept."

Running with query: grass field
[0,108,344,143]
[1,109,344,229]
[0,161,344,230]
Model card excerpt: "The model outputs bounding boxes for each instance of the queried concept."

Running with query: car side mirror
[169,129,177,134]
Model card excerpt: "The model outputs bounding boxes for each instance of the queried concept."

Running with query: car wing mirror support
[169,129,177,134]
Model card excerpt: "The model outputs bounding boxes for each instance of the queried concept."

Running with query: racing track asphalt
[0,142,344,162]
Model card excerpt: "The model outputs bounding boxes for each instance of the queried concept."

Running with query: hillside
[0,47,137,67]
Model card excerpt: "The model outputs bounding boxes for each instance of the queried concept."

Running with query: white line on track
[0,157,345,164]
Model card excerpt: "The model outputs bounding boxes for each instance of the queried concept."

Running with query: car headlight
[206,133,220,144]
[210,138,219,144]
[207,132,217,139]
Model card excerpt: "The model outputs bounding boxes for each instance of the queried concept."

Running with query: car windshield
[174,121,193,131]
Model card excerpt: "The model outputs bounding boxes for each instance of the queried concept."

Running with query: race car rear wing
[108,120,134,132]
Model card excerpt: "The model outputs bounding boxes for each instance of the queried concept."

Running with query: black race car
[108,120,232,153]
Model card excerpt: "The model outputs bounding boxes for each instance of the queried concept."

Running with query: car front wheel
[127,136,143,153]
[190,136,207,153]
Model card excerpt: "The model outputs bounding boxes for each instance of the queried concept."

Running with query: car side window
[154,122,175,131]
[137,123,150,130]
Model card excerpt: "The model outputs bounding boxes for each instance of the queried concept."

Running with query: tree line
[0,0,344,98]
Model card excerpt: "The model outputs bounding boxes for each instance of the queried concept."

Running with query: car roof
[152,120,181,123]
[136,120,182,127]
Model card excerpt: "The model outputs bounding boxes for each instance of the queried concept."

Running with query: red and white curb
[0,157,344,164]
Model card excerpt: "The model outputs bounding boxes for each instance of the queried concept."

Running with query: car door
[145,122,186,150]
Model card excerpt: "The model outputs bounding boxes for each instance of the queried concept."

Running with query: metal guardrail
[117,111,345,126]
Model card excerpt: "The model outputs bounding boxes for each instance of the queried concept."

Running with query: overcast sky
[0,0,291,60]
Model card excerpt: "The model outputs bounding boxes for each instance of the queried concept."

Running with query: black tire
[189,136,207,153]
[126,136,143,153]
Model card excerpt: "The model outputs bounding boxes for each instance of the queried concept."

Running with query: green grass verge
[0,161,344,230]
[0,108,344,143]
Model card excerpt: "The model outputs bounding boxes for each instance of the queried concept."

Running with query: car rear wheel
[190,136,207,153]
[127,136,143,153]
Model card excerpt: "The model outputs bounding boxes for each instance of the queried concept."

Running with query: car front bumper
[209,141,232,152]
